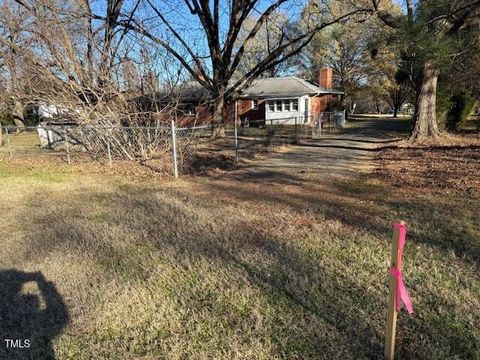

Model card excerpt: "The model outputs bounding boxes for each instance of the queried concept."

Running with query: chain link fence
[224,111,347,157]
[0,111,346,177]
[0,123,213,177]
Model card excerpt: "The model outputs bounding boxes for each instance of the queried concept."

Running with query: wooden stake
[385,220,404,360]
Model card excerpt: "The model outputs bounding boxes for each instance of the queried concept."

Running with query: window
[252,99,258,110]
[275,100,282,112]
[292,100,298,111]
[268,101,275,112]
[268,99,296,112]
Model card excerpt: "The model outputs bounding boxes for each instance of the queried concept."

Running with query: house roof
[239,76,344,98]
[133,75,343,108]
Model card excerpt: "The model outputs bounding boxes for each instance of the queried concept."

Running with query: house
[235,68,343,126]
[131,67,342,126]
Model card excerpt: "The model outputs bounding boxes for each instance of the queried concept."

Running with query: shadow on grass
[20,184,385,358]
[0,270,69,360]
[194,174,479,358]
[17,169,479,358]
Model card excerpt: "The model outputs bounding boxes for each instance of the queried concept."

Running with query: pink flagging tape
[391,222,414,315]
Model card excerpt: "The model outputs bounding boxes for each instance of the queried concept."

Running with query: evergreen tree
[374,0,480,139]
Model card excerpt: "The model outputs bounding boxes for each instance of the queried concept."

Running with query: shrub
[436,87,453,130]
[446,92,476,132]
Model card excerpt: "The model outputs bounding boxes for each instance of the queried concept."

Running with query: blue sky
[89,0,409,82]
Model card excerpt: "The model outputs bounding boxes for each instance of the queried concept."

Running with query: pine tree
[374,0,480,139]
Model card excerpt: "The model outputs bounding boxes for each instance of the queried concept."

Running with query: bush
[446,92,476,131]
[436,87,453,130]
[0,111,14,125]
[0,107,40,126]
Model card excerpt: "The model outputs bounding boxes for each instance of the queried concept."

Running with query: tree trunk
[13,99,25,133]
[411,61,440,140]
[211,89,226,138]
[393,106,398,118]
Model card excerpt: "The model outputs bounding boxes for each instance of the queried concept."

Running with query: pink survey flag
[390,222,413,315]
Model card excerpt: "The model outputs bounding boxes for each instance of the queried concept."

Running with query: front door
[304,98,309,123]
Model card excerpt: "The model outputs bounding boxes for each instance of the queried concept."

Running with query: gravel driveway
[225,118,410,182]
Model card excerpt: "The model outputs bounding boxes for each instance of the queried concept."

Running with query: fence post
[319,114,322,137]
[294,116,298,143]
[234,100,239,163]
[106,128,112,167]
[270,119,274,150]
[5,127,13,158]
[171,119,179,179]
[64,128,71,165]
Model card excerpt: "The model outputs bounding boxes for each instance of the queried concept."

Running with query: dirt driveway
[223,117,410,182]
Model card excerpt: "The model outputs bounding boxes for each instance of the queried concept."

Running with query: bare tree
[0,1,32,132]
[92,0,374,136]
[384,82,412,117]
[0,0,185,160]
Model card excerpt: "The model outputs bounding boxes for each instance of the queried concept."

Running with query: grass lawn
[0,122,479,359]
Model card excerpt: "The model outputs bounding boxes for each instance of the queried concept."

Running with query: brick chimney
[318,67,333,90]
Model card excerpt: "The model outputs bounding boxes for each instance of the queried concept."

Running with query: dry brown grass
[0,130,282,179]
[1,121,479,359]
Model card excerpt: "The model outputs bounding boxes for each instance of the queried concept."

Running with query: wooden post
[294,116,298,143]
[385,220,404,360]
[271,119,275,150]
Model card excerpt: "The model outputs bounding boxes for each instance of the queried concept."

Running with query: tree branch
[145,0,209,82]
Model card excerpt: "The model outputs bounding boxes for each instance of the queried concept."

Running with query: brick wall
[319,68,333,89]
[311,94,334,117]
[237,99,265,125]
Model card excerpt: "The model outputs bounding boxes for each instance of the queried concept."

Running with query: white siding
[265,95,310,124]
[38,104,60,119]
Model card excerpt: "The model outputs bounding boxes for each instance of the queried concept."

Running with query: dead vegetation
[376,135,480,193]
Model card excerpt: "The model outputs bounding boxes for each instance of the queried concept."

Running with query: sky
[88,0,410,83]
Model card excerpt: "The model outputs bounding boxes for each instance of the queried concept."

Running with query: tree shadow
[200,170,480,268]
[337,118,412,139]
[0,270,69,360]
[20,184,386,358]
[15,170,479,358]
[297,142,399,152]
[303,137,402,144]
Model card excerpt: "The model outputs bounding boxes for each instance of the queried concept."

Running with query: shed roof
[239,76,344,98]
